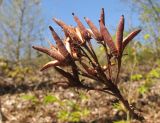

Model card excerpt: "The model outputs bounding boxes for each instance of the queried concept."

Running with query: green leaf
[43,94,58,104]
[21,94,38,102]
[57,110,69,121]
[81,108,90,116]
[131,74,143,81]
[79,92,88,100]
[69,111,81,122]
[112,102,123,110]
[113,120,128,123]
[138,85,149,95]
[147,68,160,79]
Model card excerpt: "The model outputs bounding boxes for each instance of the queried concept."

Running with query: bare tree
[0,0,2,5]
[0,0,44,63]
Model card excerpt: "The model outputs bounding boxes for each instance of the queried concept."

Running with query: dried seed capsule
[72,13,91,40]
[68,26,83,44]
[84,17,103,41]
[99,19,118,55]
[81,62,97,76]
[64,37,72,54]
[49,26,69,58]
[87,29,96,39]
[75,27,85,44]
[32,46,64,61]
[116,15,124,56]
[53,18,70,37]
[53,18,83,44]
[122,29,141,50]
[100,8,105,25]
[40,60,63,71]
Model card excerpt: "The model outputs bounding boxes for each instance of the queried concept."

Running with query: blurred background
[0,0,160,122]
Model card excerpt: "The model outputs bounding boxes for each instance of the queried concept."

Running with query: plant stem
[112,85,144,121]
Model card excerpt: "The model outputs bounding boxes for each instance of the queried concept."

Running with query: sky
[40,0,140,45]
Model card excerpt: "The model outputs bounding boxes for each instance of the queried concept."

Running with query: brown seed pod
[64,37,72,54]
[40,60,63,71]
[75,27,85,44]
[72,13,91,40]
[100,8,105,25]
[45,38,57,50]
[32,46,64,61]
[53,18,83,44]
[65,37,81,59]
[122,29,141,50]
[68,26,83,44]
[53,18,70,37]
[81,61,97,76]
[99,19,118,55]
[53,18,66,27]
[49,26,69,58]
[116,15,124,55]
[86,29,96,39]
[84,17,103,41]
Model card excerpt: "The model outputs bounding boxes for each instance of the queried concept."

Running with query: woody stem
[115,58,121,84]
[103,43,112,79]
[110,84,144,120]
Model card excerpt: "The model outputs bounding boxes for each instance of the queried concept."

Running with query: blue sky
[41,0,140,44]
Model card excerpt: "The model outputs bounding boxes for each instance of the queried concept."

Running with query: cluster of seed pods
[32,8,141,85]
[33,8,144,120]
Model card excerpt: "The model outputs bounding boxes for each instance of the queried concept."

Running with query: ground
[0,71,160,123]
